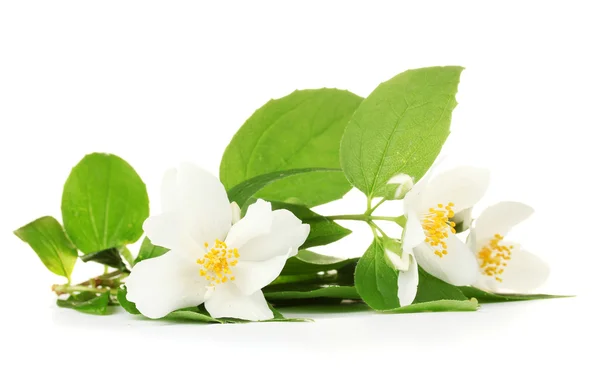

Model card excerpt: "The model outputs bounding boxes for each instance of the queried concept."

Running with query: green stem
[52,284,119,296]
[366,198,386,215]
[326,214,400,222]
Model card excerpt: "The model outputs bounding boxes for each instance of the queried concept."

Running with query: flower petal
[205,283,274,321]
[232,254,289,295]
[238,209,309,261]
[176,163,232,244]
[224,199,273,249]
[413,233,479,286]
[417,166,490,215]
[478,248,549,293]
[474,202,534,243]
[160,168,178,213]
[143,212,200,259]
[125,252,208,319]
[397,253,419,307]
[230,202,242,225]
[403,211,426,251]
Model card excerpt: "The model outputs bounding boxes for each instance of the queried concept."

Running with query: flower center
[422,202,456,258]
[477,234,514,282]
[196,239,240,286]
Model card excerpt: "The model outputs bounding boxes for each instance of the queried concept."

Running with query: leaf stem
[366,198,386,215]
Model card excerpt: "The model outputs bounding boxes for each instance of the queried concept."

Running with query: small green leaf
[56,292,111,315]
[271,202,351,249]
[459,286,572,303]
[226,168,341,208]
[80,247,126,270]
[134,237,168,265]
[116,286,140,314]
[354,238,400,310]
[61,153,149,254]
[220,89,363,207]
[265,285,360,300]
[413,268,468,303]
[340,66,464,197]
[383,299,478,314]
[166,306,223,323]
[280,250,358,276]
[14,216,77,279]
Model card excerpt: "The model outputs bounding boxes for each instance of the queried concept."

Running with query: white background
[0,1,598,367]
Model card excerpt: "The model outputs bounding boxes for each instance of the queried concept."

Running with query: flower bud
[386,173,414,200]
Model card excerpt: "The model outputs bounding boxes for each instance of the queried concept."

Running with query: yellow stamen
[421,202,456,258]
[196,239,240,286]
[477,234,513,283]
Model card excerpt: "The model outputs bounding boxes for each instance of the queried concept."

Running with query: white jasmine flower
[387,166,490,306]
[125,163,310,321]
[469,201,549,293]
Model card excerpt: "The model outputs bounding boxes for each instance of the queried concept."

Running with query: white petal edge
[397,253,419,307]
[403,211,426,251]
[238,209,310,261]
[160,168,178,213]
[204,283,274,321]
[417,166,490,215]
[474,202,534,243]
[143,213,201,259]
[176,163,232,245]
[413,233,479,286]
[232,254,290,295]
[481,249,550,293]
[125,252,208,319]
[230,202,242,224]
[224,199,273,249]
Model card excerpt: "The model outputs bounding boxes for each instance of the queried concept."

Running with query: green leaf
[220,89,363,207]
[226,168,341,208]
[134,237,168,265]
[340,66,464,197]
[61,153,149,254]
[265,285,360,300]
[271,201,351,249]
[116,286,140,314]
[354,238,400,310]
[383,299,478,314]
[80,247,127,270]
[56,292,111,315]
[413,268,468,303]
[165,307,223,323]
[14,216,77,279]
[459,286,572,303]
[280,250,358,276]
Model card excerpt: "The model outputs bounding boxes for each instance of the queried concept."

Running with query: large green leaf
[134,237,168,265]
[220,89,363,206]
[265,285,360,300]
[226,168,340,208]
[340,66,464,197]
[61,153,149,254]
[271,202,351,249]
[413,268,468,303]
[383,299,478,314]
[354,238,400,310]
[14,216,77,279]
[56,292,111,315]
[459,286,571,303]
[280,250,358,276]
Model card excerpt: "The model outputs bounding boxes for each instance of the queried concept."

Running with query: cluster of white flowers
[385,166,549,306]
[125,163,549,320]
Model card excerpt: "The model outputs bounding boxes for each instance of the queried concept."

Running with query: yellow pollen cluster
[196,239,240,286]
[477,234,514,282]
[422,202,456,258]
